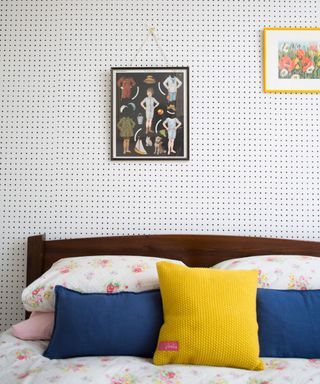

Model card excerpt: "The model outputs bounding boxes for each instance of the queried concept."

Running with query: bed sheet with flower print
[1,331,320,384]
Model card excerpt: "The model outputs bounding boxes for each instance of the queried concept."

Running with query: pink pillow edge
[11,311,54,340]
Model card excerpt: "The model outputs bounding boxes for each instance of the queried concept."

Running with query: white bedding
[1,330,320,384]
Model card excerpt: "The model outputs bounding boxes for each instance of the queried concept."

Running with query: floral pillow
[212,255,320,290]
[22,255,185,312]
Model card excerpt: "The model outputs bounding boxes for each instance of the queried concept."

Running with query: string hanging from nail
[131,27,171,66]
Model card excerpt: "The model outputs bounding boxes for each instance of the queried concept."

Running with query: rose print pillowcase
[22,255,184,312]
[212,255,320,289]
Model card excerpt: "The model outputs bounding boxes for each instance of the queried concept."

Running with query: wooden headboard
[27,234,320,285]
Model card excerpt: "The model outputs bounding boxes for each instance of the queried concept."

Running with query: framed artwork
[111,67,189,160]
[264,28,320,93]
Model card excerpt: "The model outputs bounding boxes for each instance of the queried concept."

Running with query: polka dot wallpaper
[1,0,320,330]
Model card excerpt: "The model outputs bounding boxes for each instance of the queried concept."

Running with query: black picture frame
[111,67,189,160]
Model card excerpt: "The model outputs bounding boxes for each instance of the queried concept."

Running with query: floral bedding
[1,330,320,384]
[212,255,320,290]
[22,255,184,312]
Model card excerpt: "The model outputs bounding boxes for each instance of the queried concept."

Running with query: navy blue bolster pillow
[257,288,320,358]
[44,286,163,359]
[45,286,320,359]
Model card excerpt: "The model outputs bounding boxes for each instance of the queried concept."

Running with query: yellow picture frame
[264,27,320,93]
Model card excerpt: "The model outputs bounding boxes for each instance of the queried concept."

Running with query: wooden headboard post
[27,234,46,286]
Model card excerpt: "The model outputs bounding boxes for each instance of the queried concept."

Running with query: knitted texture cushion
[153,262,264,370]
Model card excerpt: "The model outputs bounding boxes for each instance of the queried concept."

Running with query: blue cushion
[257,288,320,358]
[44,286,163,359]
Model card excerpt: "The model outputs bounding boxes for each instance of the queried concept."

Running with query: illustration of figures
[112,68,188,160]
[163,116,182,155]
[140,88,159,134]
[163,74,182,103]
[117,76,136,100]
[117,113,135,154]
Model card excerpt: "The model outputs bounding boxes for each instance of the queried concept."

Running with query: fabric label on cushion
[158,341,179,351]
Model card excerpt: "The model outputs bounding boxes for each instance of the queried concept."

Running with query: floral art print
[278,41,320,79]
[264,28,320,92]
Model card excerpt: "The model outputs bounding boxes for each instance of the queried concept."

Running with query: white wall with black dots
[1,0,320,331]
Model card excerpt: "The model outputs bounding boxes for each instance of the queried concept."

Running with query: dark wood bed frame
[27,234,320,286]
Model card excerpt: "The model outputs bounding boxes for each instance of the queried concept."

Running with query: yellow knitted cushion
[153,262,264,370]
